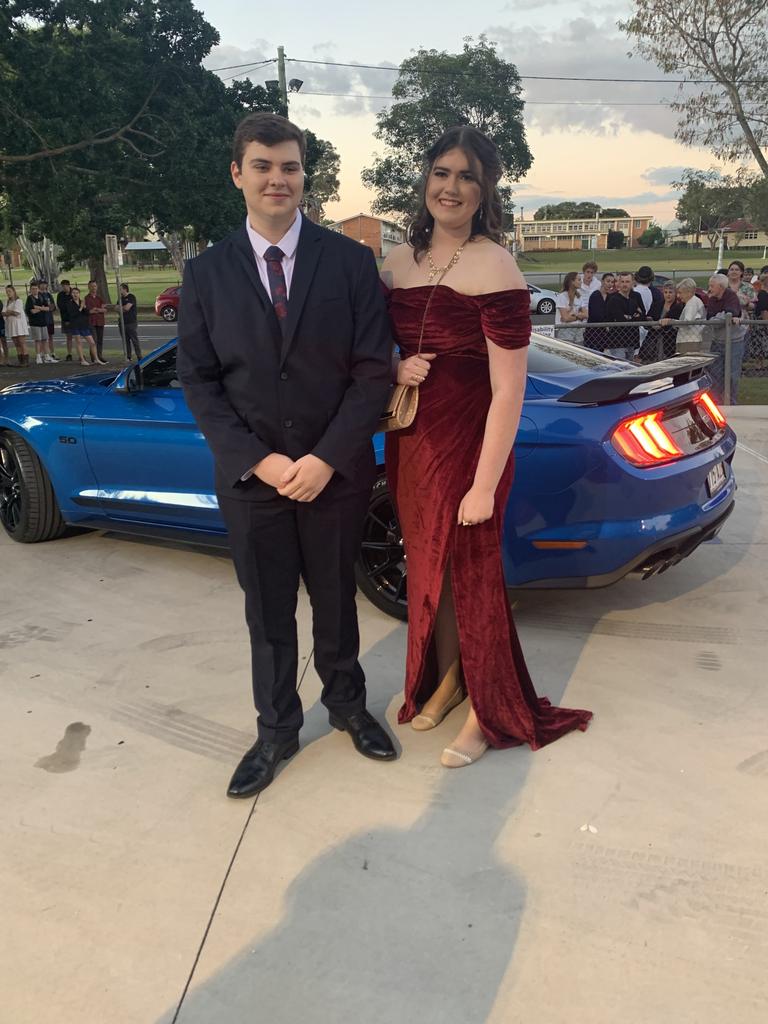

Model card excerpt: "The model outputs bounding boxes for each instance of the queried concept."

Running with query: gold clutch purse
[378,382,419,433]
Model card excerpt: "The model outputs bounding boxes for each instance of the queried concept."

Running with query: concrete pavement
[1,409,767,1024]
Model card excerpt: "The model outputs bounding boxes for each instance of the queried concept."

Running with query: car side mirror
[115,364,143,394]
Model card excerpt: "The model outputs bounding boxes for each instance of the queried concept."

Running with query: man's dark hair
[232,112,306,169]
[88,279,98,286]
[60,279,70,286]
[120,283,129,292]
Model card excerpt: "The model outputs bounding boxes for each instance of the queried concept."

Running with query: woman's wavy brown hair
[408,126,505,262]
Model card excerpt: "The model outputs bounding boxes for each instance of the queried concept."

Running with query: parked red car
[154,286,181,322]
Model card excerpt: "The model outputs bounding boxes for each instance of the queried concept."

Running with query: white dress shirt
[245,212,303,299]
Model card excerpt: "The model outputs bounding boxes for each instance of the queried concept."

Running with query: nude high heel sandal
[411,687,465,731]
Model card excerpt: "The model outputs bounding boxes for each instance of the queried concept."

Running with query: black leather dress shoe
[226,736,300,798]
[329,710,397,761]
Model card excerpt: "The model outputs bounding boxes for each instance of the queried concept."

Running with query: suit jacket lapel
[229,225,283,351]
[281,217,324,366]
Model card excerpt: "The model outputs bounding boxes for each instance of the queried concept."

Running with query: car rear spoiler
[557,355,715,406]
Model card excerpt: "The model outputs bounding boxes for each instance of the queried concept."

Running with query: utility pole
[277,46,288,112]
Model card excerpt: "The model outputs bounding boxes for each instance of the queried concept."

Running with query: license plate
[707,462,727,497]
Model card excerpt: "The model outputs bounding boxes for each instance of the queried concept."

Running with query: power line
[297,90,669,107]
[285,57,734,86]
[207,58,275,73]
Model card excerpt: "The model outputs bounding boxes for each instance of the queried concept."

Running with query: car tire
[537,298,556,315]
[0,432,66,543]
[355,474,408,621]
[160,306,178,322]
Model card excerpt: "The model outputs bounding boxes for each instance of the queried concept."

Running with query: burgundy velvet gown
[385,285,593,750]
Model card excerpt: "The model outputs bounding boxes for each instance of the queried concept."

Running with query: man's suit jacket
[177,216,393,503]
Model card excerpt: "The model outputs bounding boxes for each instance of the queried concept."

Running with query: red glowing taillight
[695,391,727,428]
[611,411,683,466]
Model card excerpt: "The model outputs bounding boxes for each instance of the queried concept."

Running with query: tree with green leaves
[600,208,630,218]
[673,169,749,247]
[362,38,532,224]
[638,224,665,247]
[621,1,768,178]
[0,2,339,289]
[607,230,626,249]
[533,202,601,221]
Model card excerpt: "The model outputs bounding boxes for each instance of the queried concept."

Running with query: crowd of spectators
[553,259,768,402]
[0,278,141,367]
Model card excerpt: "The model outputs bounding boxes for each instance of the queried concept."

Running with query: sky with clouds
[195,0,742,227]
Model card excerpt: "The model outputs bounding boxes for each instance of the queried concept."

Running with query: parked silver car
[527,284,557,316]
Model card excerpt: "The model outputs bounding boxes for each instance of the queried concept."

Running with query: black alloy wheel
[161,305,178,322]
[355,475,408,621]
[0,432,66,543]
[537,298,556,315]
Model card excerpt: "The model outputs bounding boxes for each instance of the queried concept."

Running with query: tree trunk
[158,232,185,276]
[88,255,112,303]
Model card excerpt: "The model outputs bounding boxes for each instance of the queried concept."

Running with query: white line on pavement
[736,442,768,465]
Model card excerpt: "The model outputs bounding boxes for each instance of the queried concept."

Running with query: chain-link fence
[538,313,768,406]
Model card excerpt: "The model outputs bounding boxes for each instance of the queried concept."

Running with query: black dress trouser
[218,489,370,742]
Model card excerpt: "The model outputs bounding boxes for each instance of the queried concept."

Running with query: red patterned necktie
[264,245,289,330]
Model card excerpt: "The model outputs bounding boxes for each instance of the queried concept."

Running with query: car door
[81,344,222,533]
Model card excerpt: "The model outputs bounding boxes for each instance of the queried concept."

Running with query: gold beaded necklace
[426,241,467,283]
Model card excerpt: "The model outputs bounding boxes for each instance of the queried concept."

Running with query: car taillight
[695,391,727,428]
[611,411,684,466]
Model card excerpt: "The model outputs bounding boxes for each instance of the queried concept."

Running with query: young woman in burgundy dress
[381,126,592,768]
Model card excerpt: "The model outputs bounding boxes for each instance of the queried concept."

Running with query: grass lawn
[738,373,768,405]
[518,246,768,289]
[2,264,180,311]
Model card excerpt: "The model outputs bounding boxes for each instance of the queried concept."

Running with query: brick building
[329,214,405,258]
[514,214,654,252]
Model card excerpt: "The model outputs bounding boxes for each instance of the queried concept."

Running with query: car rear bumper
[513,496,735,590]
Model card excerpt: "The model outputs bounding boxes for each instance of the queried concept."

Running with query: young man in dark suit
[177,113,396,798]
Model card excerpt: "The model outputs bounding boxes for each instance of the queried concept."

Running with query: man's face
[231,140,304,225]
[88,282,97,295]
[583,268,594,284]
[39,281,47,292]
[618,274,633,296]
[30,284,38,295]
[708,279,725,298]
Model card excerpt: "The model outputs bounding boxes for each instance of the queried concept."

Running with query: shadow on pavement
[154,620,588,1024]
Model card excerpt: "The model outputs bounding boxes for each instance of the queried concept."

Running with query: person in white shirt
[580,260,601,297]
[675,278,706,353]
[2,285,30,366]
[555,271,588,343]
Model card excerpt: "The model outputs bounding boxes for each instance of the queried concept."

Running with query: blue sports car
[0,335,736,620]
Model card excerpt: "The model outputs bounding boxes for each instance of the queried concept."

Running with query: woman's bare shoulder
[468,238,526,291]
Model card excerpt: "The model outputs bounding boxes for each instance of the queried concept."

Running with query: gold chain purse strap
[378,265,451,433]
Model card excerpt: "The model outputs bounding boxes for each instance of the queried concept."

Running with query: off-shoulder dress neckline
[385,283,528,300]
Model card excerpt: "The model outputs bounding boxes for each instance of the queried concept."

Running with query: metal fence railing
[536,313,768,406]
[523,264,768,291]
